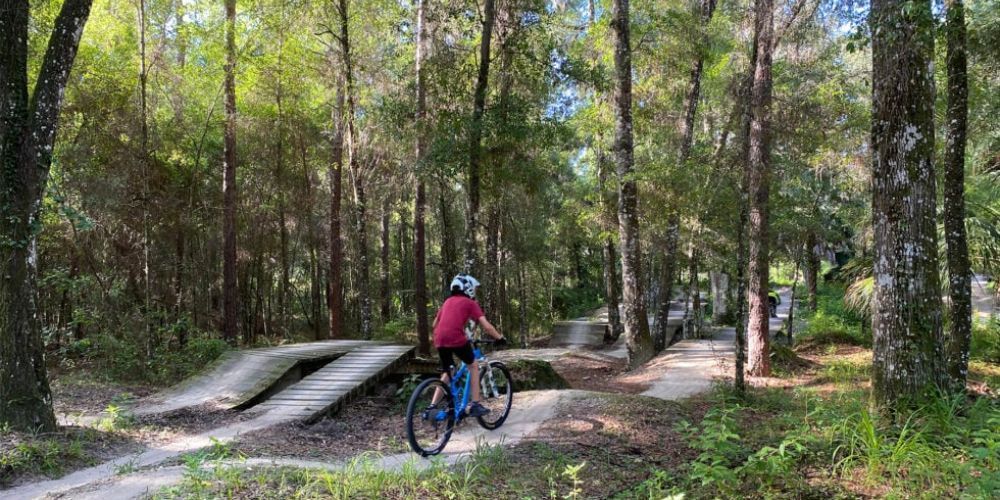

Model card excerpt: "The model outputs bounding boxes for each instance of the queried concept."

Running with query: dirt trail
[6,293,790,499]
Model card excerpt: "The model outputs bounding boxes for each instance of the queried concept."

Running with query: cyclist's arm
[477,316,503,340]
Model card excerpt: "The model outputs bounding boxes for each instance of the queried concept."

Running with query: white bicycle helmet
[449,273,481,299]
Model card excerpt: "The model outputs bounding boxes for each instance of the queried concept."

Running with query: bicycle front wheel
[477,361,513,430]
[405,378,455,457]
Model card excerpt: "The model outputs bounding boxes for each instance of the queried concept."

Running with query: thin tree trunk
[746,0,774,377]
[611,0,654,369]
[328,73,345,339]
[688,241,702,338]
[805,231,818,311]
[710,271,729,323]
[137,0,153,357]
[654,218,680,348]
[439,181,457,289]
[596,148,624,342]
[734,186,749,393]
[275,24,289,336]
[943,0,971,392]
[0,0,93,432]
[222,0,238,345]
[785,247,802,344]
[336,0,371,338]
[413,0,430,356]
[870,0,944,407]
[380,195,391,324]
[464,0,496,276]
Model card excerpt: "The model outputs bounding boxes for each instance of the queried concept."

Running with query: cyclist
[431,273,506,417]
[768,290,781,318]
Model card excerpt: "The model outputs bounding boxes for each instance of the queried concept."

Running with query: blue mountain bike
[405,339,513,456]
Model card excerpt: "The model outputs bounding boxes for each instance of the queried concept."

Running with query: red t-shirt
[433,296,484,348]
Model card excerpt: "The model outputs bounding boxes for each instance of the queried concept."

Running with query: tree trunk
[439,182,457,290]
[337,0,371,338]
[413,0,430,356]
[222,0,238,345]
[138,0,153,357]
[710,271,729,323]
[0,0,93,432]
[611,0,654,369]
[380,196,391,324]
[805,231,819,311]
[870,0,944,407]
[943,0,971,392]
[328,73,345,339]
[688,242,702,338]
[654,217,679,349]
[275,26,289,337]
[745,0,774,377]
[597,148,624,342]
[734,185,749,393]
[464,0,496,276]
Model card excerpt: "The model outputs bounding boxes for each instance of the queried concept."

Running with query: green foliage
[551,286,603,320]
[0,429,103,486]
[972,319,1000,363]
[59,332,229,386]
[799,283,871,347]
[654,382,1000,499]
[395,374,423,406]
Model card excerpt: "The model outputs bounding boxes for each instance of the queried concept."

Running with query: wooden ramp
[256,344,414,421]
[550,321,608,346]
[136,340,378,416]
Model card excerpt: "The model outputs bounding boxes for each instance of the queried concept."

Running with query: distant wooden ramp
[550,321,608,346]
[137,340,412,421]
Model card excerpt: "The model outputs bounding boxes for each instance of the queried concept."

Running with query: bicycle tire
[476,361,513,430]
[405,378,455,457]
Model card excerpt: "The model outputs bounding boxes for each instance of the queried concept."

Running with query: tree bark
[597,146,623,343]
[943,0,971,392]
[336,0,372,338]
[328,74,345,339]
[870,0,945,406]
[710,271,729,323]
[654,217,679,349]
[610,0,654,369]
[380,196,391,324]
[222,0,238,345]
[464,0,496,276]
[805,230,819,311]
[275,25,289,337]
[0,0,93,432]
[746,0,774,377]
[413,0,430,356]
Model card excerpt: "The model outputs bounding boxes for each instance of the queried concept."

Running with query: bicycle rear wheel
[405,378,455,457]
[477,361,513,430]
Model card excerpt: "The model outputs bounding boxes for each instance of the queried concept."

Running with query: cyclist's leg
[432,348,454,405]
[453,343,480,405]
[470,360,481,403]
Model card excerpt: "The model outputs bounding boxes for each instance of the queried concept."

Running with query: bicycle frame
[447,345,488,420]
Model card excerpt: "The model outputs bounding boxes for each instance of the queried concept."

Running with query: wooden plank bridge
[137,340,413,422]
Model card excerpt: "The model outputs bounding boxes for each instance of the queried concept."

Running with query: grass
[0,426,133,487]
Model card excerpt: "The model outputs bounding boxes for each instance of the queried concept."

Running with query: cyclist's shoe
[466,402,490,418]
[421,404,438,420]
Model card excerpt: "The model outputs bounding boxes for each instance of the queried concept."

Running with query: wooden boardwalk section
[256,344,414,421]
[137,340,410,418]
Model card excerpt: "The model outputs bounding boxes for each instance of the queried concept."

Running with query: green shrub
[552,287,602,320]
[971,320,1000,363]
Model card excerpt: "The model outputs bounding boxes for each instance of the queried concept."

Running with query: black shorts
[437,343,475,373]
